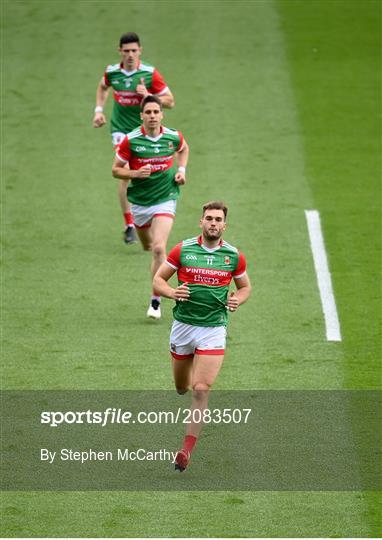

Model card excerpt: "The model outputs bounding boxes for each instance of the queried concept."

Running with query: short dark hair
[119,32,140,47]
[202,201,228,219]
[141,95,163,112]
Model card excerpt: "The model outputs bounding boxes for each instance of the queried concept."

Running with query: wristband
[94,106,104,113]
[177,166,186,174]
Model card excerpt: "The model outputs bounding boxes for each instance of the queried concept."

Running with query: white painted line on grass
[305,210,342,342]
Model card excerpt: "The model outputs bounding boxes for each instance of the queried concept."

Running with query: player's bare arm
[153,263,190,301]
[158,89,175,109]
[226,274,252,312]
[112,157,152,180]
[93,79,110,128]
[175,141,189,185]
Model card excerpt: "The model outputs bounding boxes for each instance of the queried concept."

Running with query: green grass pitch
[1,0,380,537]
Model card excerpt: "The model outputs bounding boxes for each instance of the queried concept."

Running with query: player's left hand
[175,172,186,185]
[226,291,239,312]
[136,77,149,98]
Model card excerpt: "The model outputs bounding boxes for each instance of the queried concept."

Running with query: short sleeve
[150,69,168,95]
[103,71,111,87]
[166,243,182,269]
[116,136,130,162]
[233,252,247,278]
[177,131,185,152]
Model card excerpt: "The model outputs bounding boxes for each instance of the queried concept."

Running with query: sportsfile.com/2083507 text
[40,408,252,427]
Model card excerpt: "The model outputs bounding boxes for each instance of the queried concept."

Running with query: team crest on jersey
[224,256,230,265]
[168,142,174,150]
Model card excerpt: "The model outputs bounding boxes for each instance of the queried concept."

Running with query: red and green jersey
[103,61,169,134]
[166,236,247,327]
[116,125,185,206]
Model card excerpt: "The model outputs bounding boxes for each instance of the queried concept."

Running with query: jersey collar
[141,125,164,142]
[120,60,141,76]
[198,235,223,252]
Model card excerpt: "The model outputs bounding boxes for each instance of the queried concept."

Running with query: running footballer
[153,201,252,471]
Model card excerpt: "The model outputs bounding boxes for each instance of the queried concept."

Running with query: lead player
[153,201,252,471]
[112,95,189,319]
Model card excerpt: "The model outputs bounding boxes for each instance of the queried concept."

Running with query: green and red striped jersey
[104,61,169,133]
[166,236,247,327]
[116,125,185,206]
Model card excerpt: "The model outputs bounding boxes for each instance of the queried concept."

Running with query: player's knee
[193,382,210,392]
[151,243,166,259]
[192,382,210,401]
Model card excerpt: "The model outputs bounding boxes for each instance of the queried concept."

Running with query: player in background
[153,201,252,471]
[112,95,189,319]
[93,32,175,244]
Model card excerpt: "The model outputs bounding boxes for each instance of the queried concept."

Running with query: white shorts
[111,132,126,148]
[170,320,226,360]
[132,200,177,228]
